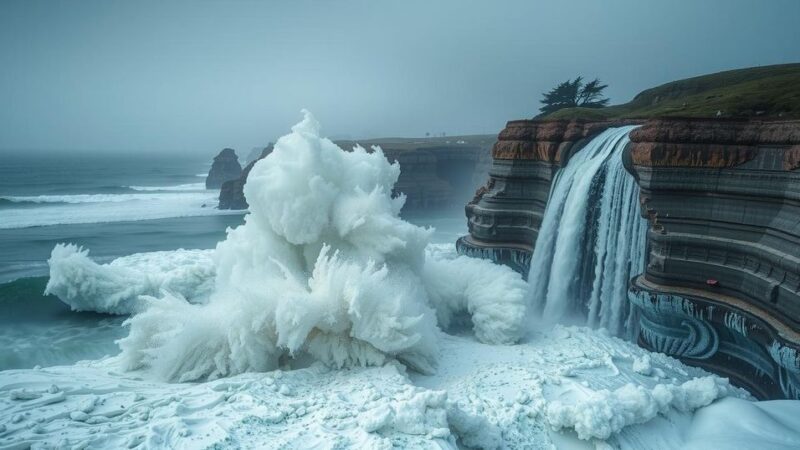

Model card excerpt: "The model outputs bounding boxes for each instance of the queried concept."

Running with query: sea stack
[206,148,242,189]
[219,145,273,209]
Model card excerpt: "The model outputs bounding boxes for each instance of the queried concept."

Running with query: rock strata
[460,116,800,399]
[461,119,641,273]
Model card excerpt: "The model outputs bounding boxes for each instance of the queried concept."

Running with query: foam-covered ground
[4,111,800,449]
[3,327,799,449]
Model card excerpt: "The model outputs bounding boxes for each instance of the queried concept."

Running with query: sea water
[0,151,467,369]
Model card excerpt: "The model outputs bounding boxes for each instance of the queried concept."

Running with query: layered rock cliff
[206,148,242,189]
[460,117,800,399]
[458,119,640,273]
[626,118,800,399]
[383,143,492,211]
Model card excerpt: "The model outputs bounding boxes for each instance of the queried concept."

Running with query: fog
[1,0,798,156]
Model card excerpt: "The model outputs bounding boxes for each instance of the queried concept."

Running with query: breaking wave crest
[126,182,207,192]
[0,191,231,229]
[47,110,528,382]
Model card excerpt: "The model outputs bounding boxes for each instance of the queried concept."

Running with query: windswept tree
[539,76,609,115]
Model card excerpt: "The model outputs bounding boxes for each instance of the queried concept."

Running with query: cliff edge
[217,136,495,213]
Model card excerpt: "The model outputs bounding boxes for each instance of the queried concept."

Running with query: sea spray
[48,111,528,381]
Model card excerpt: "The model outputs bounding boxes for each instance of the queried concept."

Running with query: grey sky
[1,0,798,156]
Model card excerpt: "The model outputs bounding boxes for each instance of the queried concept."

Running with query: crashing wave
[48,111,527,381]
[45,245,216,315]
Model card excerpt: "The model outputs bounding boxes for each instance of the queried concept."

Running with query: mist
[1,0,798,156]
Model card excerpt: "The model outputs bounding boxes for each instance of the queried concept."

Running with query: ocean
[0,152,466,370]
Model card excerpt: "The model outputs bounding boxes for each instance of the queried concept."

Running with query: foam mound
[45,245,215,315]
[43,111,528,381]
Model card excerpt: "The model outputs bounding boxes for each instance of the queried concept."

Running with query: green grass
[335,134,497,151]
[544,63,800,120]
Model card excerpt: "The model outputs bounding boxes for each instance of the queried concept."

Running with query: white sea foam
[42,111,527,382]
[2,192,206,204]
[45,245,216,315]
[126,182,207,191]
[0,191,234,229]
[0,326,769,449]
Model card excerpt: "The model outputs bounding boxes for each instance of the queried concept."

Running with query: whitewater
[0,183,238,230]
[2,113,799,449]
[527,126,647,336]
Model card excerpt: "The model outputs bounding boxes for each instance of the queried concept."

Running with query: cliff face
[628,119,800,322]
[460,117,800,399]
[458,119,640,273]
[384,145,490,211]
[626,118,800,399]
[217,138,494,212]
[206,148,242,190]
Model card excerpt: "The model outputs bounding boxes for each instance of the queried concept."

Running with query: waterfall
[527,126,647,336]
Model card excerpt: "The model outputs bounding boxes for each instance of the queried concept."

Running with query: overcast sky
[1,0,798,155]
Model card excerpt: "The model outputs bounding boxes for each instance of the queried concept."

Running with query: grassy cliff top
[335,134,497,151]
[544,63,800,120]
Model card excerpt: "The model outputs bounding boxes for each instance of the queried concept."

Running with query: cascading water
[527,126,647,336]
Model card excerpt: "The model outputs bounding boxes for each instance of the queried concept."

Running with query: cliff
[206,148,242,189]
[459,116,800,399]
[626,118,800,400]
[458,119,639,273]
[217,136,494,212]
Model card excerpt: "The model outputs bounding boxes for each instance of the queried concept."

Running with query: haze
[1,0,798,156]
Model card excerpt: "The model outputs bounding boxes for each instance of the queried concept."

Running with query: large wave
[49,111,527,382]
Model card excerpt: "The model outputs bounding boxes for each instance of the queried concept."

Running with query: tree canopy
[539,77,609,115]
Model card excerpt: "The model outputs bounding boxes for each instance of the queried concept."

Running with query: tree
[539,77,609,115]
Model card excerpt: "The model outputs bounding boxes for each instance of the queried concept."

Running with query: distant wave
[2,182,209,204]
[0,191,242,230]
[1,192,202,205]
[126,182,207,192]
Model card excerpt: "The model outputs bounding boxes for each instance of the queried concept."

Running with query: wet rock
[206,148,242,189]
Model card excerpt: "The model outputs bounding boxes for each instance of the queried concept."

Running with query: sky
[1,0,799,156]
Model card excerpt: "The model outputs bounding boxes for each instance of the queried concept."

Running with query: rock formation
[627,118,800,400]
[382,144,492,211]
[459,117,800,399]
[217,137,494,212]
[219,145,273,210]
[458,119,640,273]
[205,148,242,190]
